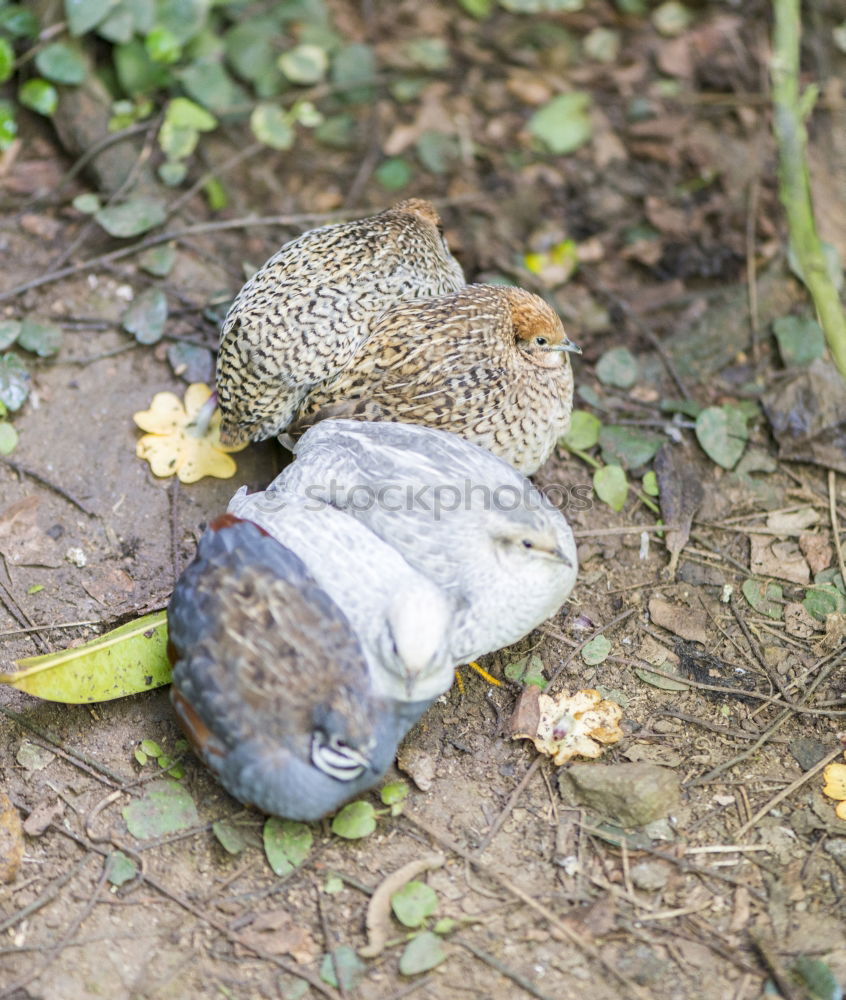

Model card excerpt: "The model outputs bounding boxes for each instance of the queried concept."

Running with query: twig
[316,889,348,1000]
[0,619,97,638]
[0,855,89,934]
[454,937,557,1000]
[828,470,846,587]
[771,0,846,378]
[2,457,97,516]
[735,745,842,839]
[475,756,543,855]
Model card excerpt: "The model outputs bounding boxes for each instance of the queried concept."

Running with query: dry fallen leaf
[236,909,318,964]
[749,534,810,585]
[822,755,846,822]
[511,687,623,765]
[648,597,709,644]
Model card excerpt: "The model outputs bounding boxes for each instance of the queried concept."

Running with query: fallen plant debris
[510,687,623,765]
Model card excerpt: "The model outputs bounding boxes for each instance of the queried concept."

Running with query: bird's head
[492,516,574,569]
[383,586,453,700]
[310,703,376,781]
[507,288,581,369]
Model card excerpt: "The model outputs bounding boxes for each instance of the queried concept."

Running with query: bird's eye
[522,539,534,549]
[535,336,548,347]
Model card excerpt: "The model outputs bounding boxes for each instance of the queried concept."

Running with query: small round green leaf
[320,946,366,991]
[331,800,376,839]
[652,1,692,36]
[158,160,188,186]
[0,6,40,38]
[376,157,412,190]
[391,881,438,928]
[0,39,14,85]
[158,120,199,160]
[213,818,248,855]
[596,346,639,388]
[399,931,447,976]
[140,739,162,758]
[0,321,21,350]
[72,193,101,214]
[250,103,295,149]
[380,781,409,806]
[19,79,58,116]
[105,850,138,887]
[528,92,593,155]
[122,779,199,839]
[695,405,748,470]
[331,43,376,93]
[593,464,628,512]
[35,42,87,84]
[263,816,313,876]
[122,288,168,345]
[138,243,176,277]
[0,353,30,411]
[165,96,217,131]
[279,44,329,84]
[0,422,18,455]
[773,315,826,367]
[581,634,611,665]
[741,579,783,620]
[65,0,109,36]
[599,425,661,470]
[642,470,659,496]
[404,37,450,71]
[18,318,63,357]
[145,26,181,64]
[0,101,17,149]
[803,584,846,621]
[95,197,166,237]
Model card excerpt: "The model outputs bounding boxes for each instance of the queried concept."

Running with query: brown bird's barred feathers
[215,199,464,446]
[291,284,577,475]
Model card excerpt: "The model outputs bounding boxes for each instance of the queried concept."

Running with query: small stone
[629,860,671,892]
[65,546,87,567]
[561,762,680,828]
[396,745,436,791]
[789,736,829,771]
[16,740,55,771]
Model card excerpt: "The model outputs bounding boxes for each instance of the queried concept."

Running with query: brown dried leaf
[22,796,64,837]
[648,597,709,644]
[749,535,811,585]
[654,444,705,577]
[0,497,62,567]
[784,602,823,640]
[798,533,833,575]
[237,909,318,964]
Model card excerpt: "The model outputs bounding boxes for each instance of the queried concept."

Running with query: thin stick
[475,756,543,854]
[455,937,557,1000]
[0,620,97,638]
[2,457,96,516]
[828,470,846,586]
[735,745,843,839]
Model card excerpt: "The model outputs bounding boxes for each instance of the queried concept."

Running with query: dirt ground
[1,2,846,999]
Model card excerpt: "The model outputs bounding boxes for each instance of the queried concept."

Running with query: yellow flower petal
[136,434,188,478]
[133,392,186,434]
[183,382,213,420]
[822,762,846,801]
[836,800,846,822]
[178,439,237,483]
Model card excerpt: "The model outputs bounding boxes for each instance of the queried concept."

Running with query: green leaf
[0,6,40,38]
[314,113,357,148]
[0,353,30,411]
[416,130,457,174]
[19,79,59,116]
[114,38,172,94]
[561,409,601,450]
[528,92,592,155]
[0,422,18,455]
[596,346,638,388]
[0,39,14,85]
[106,850,138,886]
[634,666,689,691]
[660,397,702,418]
[122,288,168,344]
[96,5,135,44]
[375,157,412,190]
[138,243,176,277]
[140,739,162,757]
[330,800,376,839]
[213,818,249,854]
[457,0,494,15]
[320,946,366,992]
[178,60,244,115]
[65,0,112,36]
[0,322,21,351]
[404,37,450,71]
[158,121,198,160]
[599,425,662,470]
[399,931,447,975]
[791,955,841,1000]
[250,103,295,149]
[0,101,17,149]
[741,579,783,621]
[95,197,167,237]
[391,881,438,928]
[331,43,376,97]
[773,315,826,367]
[224,18,279,83]
[504,653,547,689]
[167,342,213,383]
[695,405,748,470]
[501,0,584,8]
[0,610,171,703]
[279,44,329,84]
[145,26,181,64]
[158,160,188,186]
[17,318,63,357]
[642,470,659,496]
[380,781,409,806]
[165,96,216,131]
[652,1,691,36]
[581,635,611,665]
[803,584,846,621]
[263,817,313,876]
[324,874,344,893]
[35,43,87,84]
[72,193,101,214]
[122,778,199,839]
[154,0,208,44]
[593,464,628,512]
[203,176,228,211]
[134,748,148,766]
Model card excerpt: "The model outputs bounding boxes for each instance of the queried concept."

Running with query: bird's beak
[554,546,573,566]
[545,337,582,355]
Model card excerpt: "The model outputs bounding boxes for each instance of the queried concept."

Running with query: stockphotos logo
[251,481,594,519]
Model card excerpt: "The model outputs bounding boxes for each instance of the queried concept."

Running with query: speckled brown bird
[291,284,580,475]
[216,199,465,446]
[167,515,419,820]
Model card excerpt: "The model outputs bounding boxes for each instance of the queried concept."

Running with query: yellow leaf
[836,800,846,822]
[0,611,171,703]
[822,760,846,801]
[133,391,185,434]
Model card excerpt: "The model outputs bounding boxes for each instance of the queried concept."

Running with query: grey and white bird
[167,515,414,821]
[226,489,456,708]
[268,420,579,664]
[216,199,465,447]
